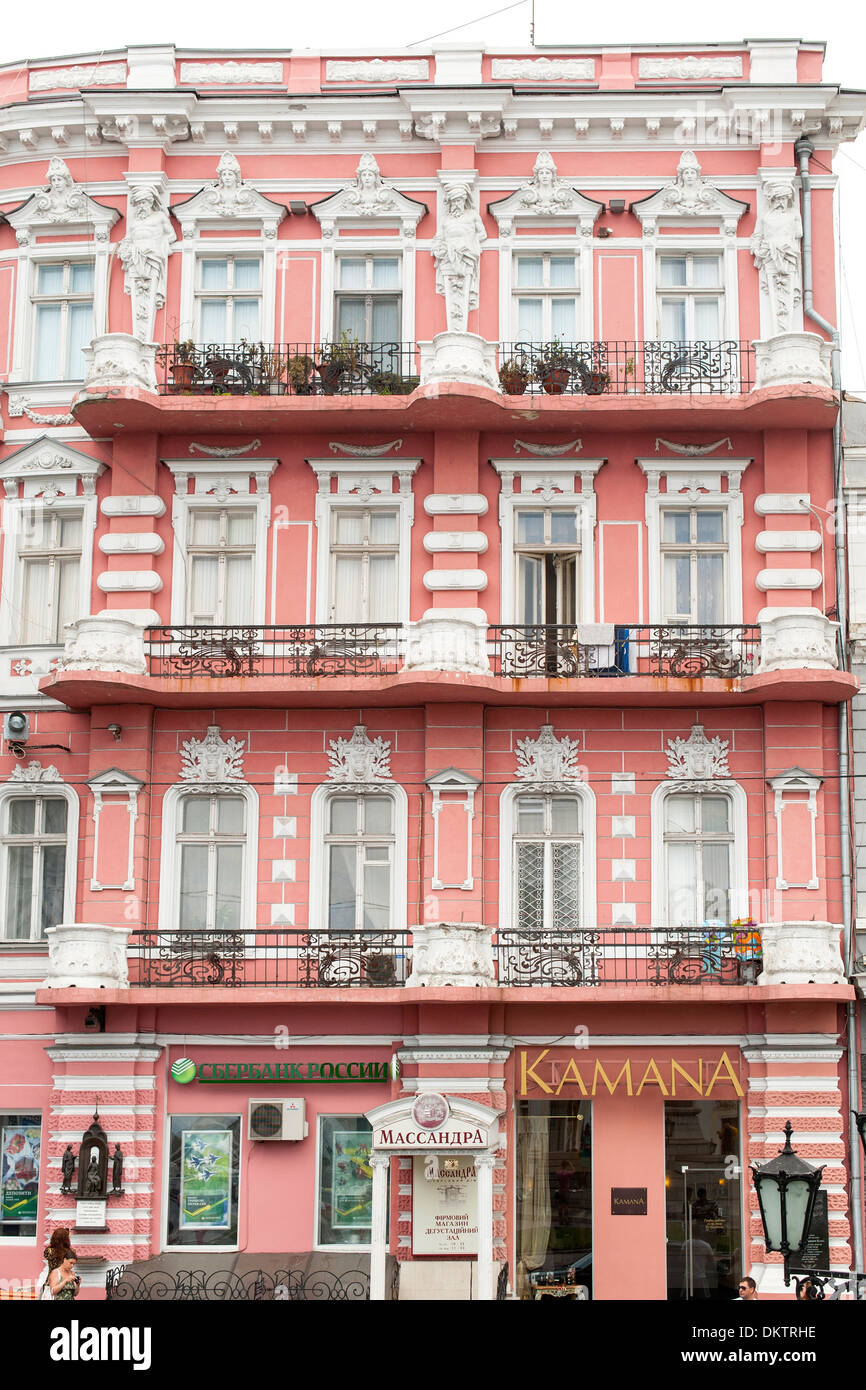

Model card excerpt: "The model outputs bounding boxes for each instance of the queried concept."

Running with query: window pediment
[488,152,603,236]
[632,151,748,232]
[310,155,427,235]
[5,158,120,244]
[172,151,288,235]
[0,436,105,500]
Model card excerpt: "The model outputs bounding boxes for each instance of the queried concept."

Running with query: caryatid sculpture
[750,179,803,335]
[203,151,255,217]
[343,153,397,214]
[431,183,486,333]
[119,184,176,342]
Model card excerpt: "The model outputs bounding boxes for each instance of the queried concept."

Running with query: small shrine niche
[76,1110,109,1200]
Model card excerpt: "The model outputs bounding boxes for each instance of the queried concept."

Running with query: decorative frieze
[491,58,594,81]
[638,56,743,79]
[30,63,127,91]
[326,59,429,82]
[179,61,283,84]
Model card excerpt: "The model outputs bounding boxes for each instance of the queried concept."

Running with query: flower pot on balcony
[498,358,530,395]
[538,366,571,395]
[170,361,196,392]
[582,370,609,396]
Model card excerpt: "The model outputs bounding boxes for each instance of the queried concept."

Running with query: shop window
[516,1099,592,1298]
[317,1114,374,1247]
[166,1114,240,1248]
[0,1114,41,1239]
[665,1100,742,1300]
[1,794,70,941]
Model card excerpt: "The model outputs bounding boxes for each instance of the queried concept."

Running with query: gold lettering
[520,1049,553,1096]
[636,1058,669,1096]
[670,1059,704,1097]
[591,1060,633,1097]
[553,1057,589,1097]
[705,1051,745,1097]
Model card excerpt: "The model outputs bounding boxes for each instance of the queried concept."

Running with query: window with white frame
[186,507,256,624]
[196,257,261,343]
[657,253,723,341]
[1,795,68,940]
[514,792,582,933]
[514,507,580,625]
[325,792,394,933]
[513,253,578,342]
[16,507,83,644]
[335,255,401,342]
[329,507,399,623]
[176,792,246,933]
[659,506,727,623]
[31,261,94,381]
[663,791,733,926]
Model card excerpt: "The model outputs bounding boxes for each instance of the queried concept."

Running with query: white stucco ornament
[753,332,833,390]
[517,151,580,215]
[44,923,131,989]
[61,616,147,675]
[666,724,730,785]
[406,921,496,988]
[758,921,844,986]
[758,609,838,671]
[431,184,486,332]
[202,151,257,216]
[515,724,582,784]
[340,153,399,214]
[751,178,803,334]
[327,725,392,783]
[662,150,724,214]
[34,157,88,221]
[180,725,245,784]
[119,185,176,342]
[10,760,61,783]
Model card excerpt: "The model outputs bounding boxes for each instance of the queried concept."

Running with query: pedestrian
[48,1248,81,1301]
[35,1227,72,1301]
[736,1275,758,1300]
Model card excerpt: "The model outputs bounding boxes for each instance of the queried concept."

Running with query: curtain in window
[40,843,66,936]
[189,557,220,623]
[199,299,227,342]
[702,842,731,924]
[551,299,576,340]
[371,298,399,342]
[363,848,390,931]
[328,844,356,932]
[179,844,208,930]
[20,560,53,644]
[215,844,242,930]
[33,304,62,380]
[232,300,260,342]
[517,1114,551,1296]
[694,298,721,340]
[5,845,33,939]
[333,556,362,623]
[696,554,724,623]
[56,558,80,642]
[224,556,253,624]
[660,299,687,341]
[516,298,544,342]
[667,842,697,926]
[66,302,93,378]
[336,299,366,340]
[367,554,397,622]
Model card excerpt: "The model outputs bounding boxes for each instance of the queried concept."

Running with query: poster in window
[1,1122,41,1224]
[180,1129,232,1229]
[331,1130,373,1229]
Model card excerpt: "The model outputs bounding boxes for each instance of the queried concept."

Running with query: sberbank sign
[171,1057,398,1085]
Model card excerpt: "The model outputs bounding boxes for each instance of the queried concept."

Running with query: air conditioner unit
[248,1097,308,1141]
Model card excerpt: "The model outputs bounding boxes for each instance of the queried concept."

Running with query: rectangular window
[516,1099,591,1298]
[325,794,393,933]
[177,793,245,932]
[17,509,82,644]
[335,256,401,343]
[1,1114,41,1237]
[664,792,733,925]
[514,254,578,343]
[1,796,67,941]
[660,508,727,623]
[665,1100,742,1300]
[196,257,262,344]
[186,507,256,624]
[31,261,94,381]
[166,1114,240,1248]
[317,1114,375,1247]
[658,254,723,341]
[329,507,399,623]
[514,794,582,933]
[514,508,580,626]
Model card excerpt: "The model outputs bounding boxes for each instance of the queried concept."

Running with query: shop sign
[412,1093,450,1128]
[373,1126,493,1150]
[171,1058,398,1085]
[798,1192,830,1271]
[611,1187,647,1216]
[518,1049,744,1099]
[413,1156,478,1255]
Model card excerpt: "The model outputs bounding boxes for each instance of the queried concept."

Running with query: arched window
[159,783,258,933]
[0,782,78,941]
[499,781,596,933]
[310,784,408,937]
[651,782,747,927]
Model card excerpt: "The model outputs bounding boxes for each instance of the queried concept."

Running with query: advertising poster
[332,1130,373,1229]
[412,1155,478,1255]
[180,1130,232,1229]
[1,1123,40,1225]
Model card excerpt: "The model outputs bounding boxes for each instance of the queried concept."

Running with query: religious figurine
[84,1154,103,1196]
[203,151,254,217]
[111,1143,124,1194]
[342,154,396,215]
[60,1145,76,1194]
[431,184,486,332]
[34,157,85,222]
[750,179,803,334]
[119,184,176,341]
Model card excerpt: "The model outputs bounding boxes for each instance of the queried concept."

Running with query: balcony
[146,623,404,677]
[490,625,759,679]
[155,341,420,397]
[496,340,753,396]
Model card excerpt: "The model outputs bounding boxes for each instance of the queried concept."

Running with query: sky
[2,0,866,384]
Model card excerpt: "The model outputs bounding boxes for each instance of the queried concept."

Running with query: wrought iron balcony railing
[497,340,754,395]
[494,928,763,987]
[146,624,403,677]
[129,928,411,988]
[156,342,420,396]
[490,625,760,679]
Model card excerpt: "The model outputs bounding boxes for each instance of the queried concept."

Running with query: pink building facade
[0,38,863,1301]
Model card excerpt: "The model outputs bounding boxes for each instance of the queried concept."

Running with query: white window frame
[194,253,263,344]
[185,504,259,626]
[158,782,259,934]
[510,249,582,343]
[637,459,748,625]
[15,505,86,645]
[498,780,596,933]
[655,250,726,342]
[334,252,403,342]
[511,790,585,932]
[328,503,401,625]
[491,458,605,624]
[658,503,729,624]
[0,775,78,944]
[651,780,748,927]
[29,258,96,382]
[309,783,408,937]
[309,460,420,626]
[164,460,277,626]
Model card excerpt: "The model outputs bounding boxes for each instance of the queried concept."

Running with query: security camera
[3,711,30,756]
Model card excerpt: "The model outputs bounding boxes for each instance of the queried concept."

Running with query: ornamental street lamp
[750,1121,825,1286]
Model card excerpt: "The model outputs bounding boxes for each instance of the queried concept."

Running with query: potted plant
[534,340,575,395]
[499,357,530,395]
[316,332,361,395]
[286,353,315,395]
[258,347,286,395]
[170,339,197,392]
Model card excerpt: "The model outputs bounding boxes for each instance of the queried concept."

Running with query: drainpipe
[795,134,864,1275]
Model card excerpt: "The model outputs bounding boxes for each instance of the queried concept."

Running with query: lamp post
[856,1112,866,1160]
[750,1121,825,1287]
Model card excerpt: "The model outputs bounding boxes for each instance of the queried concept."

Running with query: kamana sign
[518,1049,745,1099]
[171,1058,398,1085]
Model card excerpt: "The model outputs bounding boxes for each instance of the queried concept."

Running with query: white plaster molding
[418,332,499,391]
[404,615,490,674]
[180,725,245,785]
[189,441,262,458]
[96,571,162,593]
[755,530,821,553]
[424,494,488,516]
[758,608,838,671]
[488,150,602,226]
[86,768,144,891]
[61,616,147,675]
[312,154,425,228]
[327,725,392,784]
[30,63,127,91]
[768,768,823,891]
[758,921,844,986]
[632,150,748,226]
[514,440,582,457]
[0,436,105,501]
[406,921,495,988]
[326,60,429,83]
[101,495,165,518]
[753,333,834,390]
[638,56,743,79]
[422,531,487,555]
[665,723,730,785]
[98,533,165,556]
[491,58,594,81]
[43,923,130,990]
[426,769,480,891]
[80,333,158,394]
[6,158,120,236]
[756,569,821,591]
[423,569,487,592]
[9,760,62,783]
[654,438,733,457]
[329,441,403,458]
[179,61,283,84]
[755,493,810,516]
[515,724,582,785]
[174,151,288,225]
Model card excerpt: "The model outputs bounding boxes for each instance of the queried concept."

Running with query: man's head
[738,1276,757,1299]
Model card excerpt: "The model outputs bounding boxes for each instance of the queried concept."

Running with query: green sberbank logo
[170,1056,400,1084]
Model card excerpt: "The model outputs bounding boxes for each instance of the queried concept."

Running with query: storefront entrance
[664,1100,742,1300]
[516,1100,592,1299]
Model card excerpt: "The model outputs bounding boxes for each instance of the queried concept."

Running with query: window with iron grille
[176,793,246,932]
[514,793,582,932]
[31,260,94,381]
[325,793,394,933]
[659,506,727,623]
[663,791,733,926]
[1,796,67,941]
